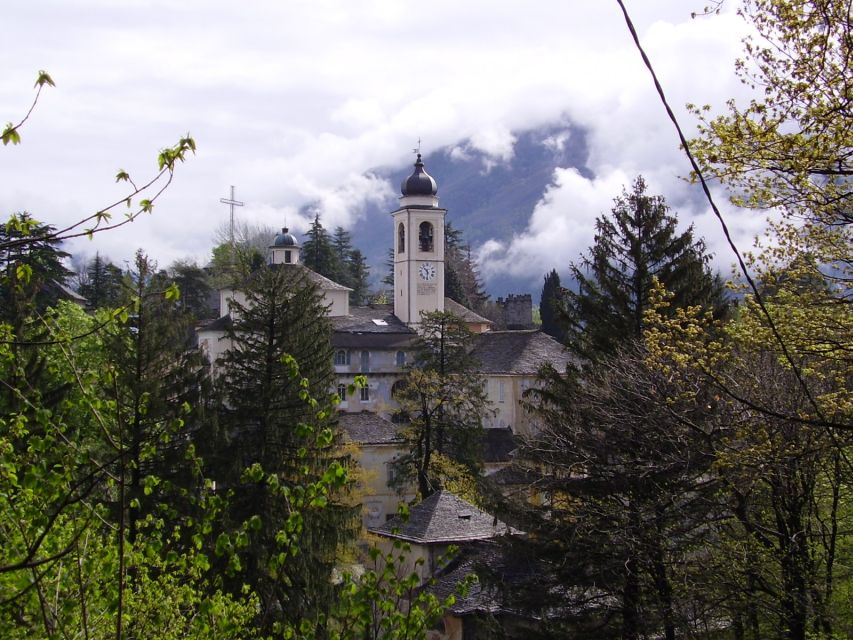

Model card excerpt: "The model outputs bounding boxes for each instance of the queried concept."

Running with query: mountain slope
[349,123,592,301]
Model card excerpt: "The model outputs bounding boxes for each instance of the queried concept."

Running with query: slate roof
[444,298,492,325]
[338,411,402,445]
[331,304,417,349]
[369,490,514,543]
[471,330,575,375]
[281,263,352,291]
[226,263,352,293]
[331,305,414,334]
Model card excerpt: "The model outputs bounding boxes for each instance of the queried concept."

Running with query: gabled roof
[338,411,402,445]
[471,330,574,375]
[444,298,492,325]
[296,264,352,292]
[369,490,514,544]
[225,263,352,293]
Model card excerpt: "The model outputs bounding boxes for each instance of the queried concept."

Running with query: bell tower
[392,153,445,326]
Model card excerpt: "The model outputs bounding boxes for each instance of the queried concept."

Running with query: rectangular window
[334,350,350,366]
[360,385,370,402]
[498,381,506,403]
[360,350,370,373]
[337,383,347,401]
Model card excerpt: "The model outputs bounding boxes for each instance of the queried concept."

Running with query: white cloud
[0,0,757,278]
[479,168,630,280]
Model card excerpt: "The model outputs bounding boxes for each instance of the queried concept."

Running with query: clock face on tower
[418,262,436,282]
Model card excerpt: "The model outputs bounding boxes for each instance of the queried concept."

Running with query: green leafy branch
[1,70,54,146]
[2,70,195,251]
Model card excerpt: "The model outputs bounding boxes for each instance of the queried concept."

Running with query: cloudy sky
[1,1,764,286]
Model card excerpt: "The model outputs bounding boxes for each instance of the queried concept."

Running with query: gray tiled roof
[369,490,514,544]
[471,330,575,375]
[428,553,499,615]
[338,411,402,445]
[331,304,417,349]
[230,263,352,292]
[331,305,416,334]
[283,264,352,291]
[444,298,492,325]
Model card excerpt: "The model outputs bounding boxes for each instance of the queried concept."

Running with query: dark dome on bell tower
[400,153,438,197]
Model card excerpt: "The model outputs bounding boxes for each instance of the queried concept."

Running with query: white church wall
[324,289,349,317]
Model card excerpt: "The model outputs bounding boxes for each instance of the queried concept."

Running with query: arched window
[334,350,350,366]
[398,222,405,254]
[395,350,406,367]
[419,221,434,252]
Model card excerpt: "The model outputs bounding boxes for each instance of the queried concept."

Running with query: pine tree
[0,214,73,413]
[79,252,125,310]
[348,249,370,306]
[301,213,338,280]
[539,269,563,340]
[168,259,214,321]
[382,247,395,302]
[331,226,354,287]
[212,264,356,630]
[0,213,72,324]
[506,346,722,639]
[102,251,211,544]
[564,176,726,361]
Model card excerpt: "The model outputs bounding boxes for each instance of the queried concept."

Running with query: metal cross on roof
[219,185,244,249]
[412,137,421,156]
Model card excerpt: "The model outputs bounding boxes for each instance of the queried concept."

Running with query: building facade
[197,153,573,527]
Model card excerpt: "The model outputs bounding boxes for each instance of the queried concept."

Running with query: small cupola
[270,227,300,265]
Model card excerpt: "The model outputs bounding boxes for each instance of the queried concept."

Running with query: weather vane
[413,138,421,156]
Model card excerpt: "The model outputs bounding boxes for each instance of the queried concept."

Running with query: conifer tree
[212,264,356,630]
[168,259,214,321]
[76,249,215,582]
[539,269,563,340]
[79,252,125,310]
[0,213,72,324]
[348,248,370,306]
[564,176,726,361]
[331,226,354,286]
[382,247,395,301]
[301,213,338,280]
